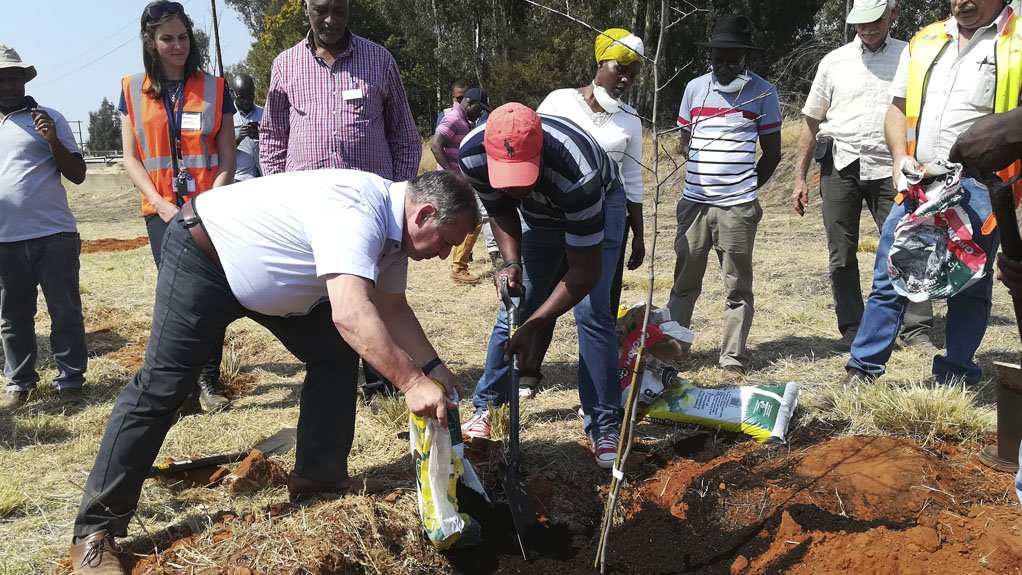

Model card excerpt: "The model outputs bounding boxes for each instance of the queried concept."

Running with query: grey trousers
[0,233,87,390]
[668,198,762,370]
[820,159,932,341]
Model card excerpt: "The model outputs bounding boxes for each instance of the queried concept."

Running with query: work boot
[450,268,480,285]
[58,387,85,406]
[69,530,126,575]
[197,373,229,413]
[287,472,388,503]
[1,389,29,409]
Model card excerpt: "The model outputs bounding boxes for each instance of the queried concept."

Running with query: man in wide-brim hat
[0,45,88,410]
[666,15,783,379]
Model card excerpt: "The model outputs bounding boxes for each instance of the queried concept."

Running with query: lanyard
[162,83,186,165]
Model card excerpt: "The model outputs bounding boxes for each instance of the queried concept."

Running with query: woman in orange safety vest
[118,0,236,411]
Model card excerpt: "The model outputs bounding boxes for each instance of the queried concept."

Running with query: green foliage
[86,97,121,154]
[225,0,958,135]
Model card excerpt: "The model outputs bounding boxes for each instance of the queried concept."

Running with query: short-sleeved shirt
[0,101,80,242]
[890,9,1009,164]
[802,35,906,180]
[196,169,408,317]
[459,114,619,248]
[233,104,264,181]
[676,72,782,205]
[434,102,468,173]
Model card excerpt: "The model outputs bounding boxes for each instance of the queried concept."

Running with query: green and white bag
[646,377,800,444]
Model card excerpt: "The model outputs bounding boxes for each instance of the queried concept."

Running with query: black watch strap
[420,356,444,375]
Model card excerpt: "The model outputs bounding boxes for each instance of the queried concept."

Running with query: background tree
[86,97,122,154]
[221,0,959,136]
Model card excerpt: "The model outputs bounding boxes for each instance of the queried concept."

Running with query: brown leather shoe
[69,530,125,575]
[287,472,388,503]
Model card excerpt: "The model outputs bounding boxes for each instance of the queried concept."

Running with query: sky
[5,0,255,147]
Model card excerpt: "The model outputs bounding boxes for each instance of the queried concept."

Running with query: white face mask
[713,73,750,94]
[591,82,622,113]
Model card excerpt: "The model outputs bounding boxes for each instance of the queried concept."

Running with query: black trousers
[75,218,359,538]
[819,159,932,340]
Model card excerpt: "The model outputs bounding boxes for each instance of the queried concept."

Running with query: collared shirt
[891,7,1015,163]
[233,104,264,181]
[803,34,907,180]
[677,72,782,206]
[459,114,619,248]
[197,169,408,317]
[0,101,80,242]
[434,102,468,174]
[260,31,421,180]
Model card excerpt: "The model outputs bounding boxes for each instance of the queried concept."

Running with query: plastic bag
[410,393,487,549]
[645,376,800,444]
[888,159,986,301]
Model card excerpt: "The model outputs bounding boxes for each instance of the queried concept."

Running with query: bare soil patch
[81,236,149,254]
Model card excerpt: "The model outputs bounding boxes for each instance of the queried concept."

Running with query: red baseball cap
[484,103,543,188]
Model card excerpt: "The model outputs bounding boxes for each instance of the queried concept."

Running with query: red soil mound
[81,236,149,253]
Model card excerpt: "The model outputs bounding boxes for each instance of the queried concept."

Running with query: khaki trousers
[667,198,762,370]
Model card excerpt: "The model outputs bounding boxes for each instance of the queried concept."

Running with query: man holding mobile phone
[0,45,88,408]
[232,73,263,181]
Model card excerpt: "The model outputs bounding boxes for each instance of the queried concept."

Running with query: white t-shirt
[196,169,408,317]
[890,10,1006,163]
[537,88,644,204]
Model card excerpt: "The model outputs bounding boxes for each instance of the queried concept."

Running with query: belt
[180,200,222,270]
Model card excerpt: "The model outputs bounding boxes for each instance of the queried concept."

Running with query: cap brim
[486,153,540,189]
[0,64,37,82]
[699,40,763,50]
[846,6,886,24]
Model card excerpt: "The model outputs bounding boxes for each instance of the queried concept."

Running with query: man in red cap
[457,103,626,469]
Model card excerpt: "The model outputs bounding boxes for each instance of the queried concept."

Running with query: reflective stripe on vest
[122,71,224,216]
[904,15,1022,233]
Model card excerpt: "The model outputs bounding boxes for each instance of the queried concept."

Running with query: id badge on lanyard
[164,87,195,203]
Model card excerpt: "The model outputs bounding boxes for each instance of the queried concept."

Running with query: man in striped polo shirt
[667,15,782,378]
[458,103,627,469]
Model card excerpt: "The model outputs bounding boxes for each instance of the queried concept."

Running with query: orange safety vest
[904,14,1022,234]
[122,71,225,216]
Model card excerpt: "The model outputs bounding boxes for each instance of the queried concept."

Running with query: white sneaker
[462,410,491,439]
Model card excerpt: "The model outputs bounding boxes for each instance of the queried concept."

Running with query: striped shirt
[459,114,619,248]
[434,102,468,173]
[803,35,906,180]
[260,31,421,180]
[677,72,782,205]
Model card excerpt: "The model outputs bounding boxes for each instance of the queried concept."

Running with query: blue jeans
[0,233,87,391]
[75,217,360,538]
[472,187,626,439]
[848,175,999,384]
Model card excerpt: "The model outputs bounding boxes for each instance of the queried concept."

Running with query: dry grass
[0,131,1014,573]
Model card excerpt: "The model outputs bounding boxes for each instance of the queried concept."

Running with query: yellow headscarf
[594,28,644,66]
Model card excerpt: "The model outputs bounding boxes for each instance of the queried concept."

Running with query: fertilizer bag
[410,393,487,549]
[645,377,800,444]
[888,159,986,302]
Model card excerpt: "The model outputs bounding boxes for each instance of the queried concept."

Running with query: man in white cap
[847,0,1020,386]
[791,0,935,354]
[0,45,88,408]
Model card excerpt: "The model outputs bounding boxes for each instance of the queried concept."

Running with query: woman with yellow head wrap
[518,29,646,403]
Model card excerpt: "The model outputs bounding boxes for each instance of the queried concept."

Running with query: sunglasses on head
[146,1,184,20]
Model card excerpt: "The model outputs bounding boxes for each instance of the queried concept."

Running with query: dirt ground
[6,154,1022,575]
[99,428,1021,575]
